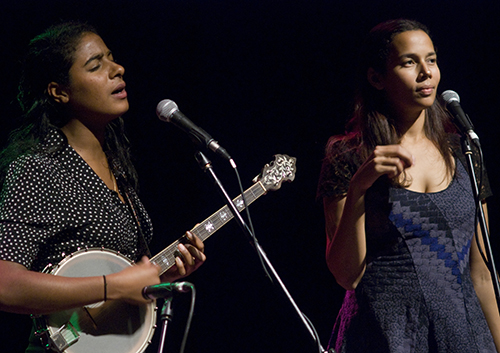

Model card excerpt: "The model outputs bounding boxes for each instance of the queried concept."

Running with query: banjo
[34,154,296,353]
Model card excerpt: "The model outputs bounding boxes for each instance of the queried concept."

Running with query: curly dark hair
[0,21,138,189]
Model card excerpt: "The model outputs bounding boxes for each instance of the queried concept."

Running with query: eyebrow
[399,51,437,59]
[83,50,112,67]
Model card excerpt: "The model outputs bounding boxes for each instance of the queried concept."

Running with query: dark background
[1,1,499,352]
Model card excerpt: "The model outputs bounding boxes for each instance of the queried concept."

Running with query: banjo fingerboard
[151,181,267,274]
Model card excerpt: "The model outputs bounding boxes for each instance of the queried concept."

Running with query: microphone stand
[194,151,332,353]
[157,297,174,353]
[461,136,500,310]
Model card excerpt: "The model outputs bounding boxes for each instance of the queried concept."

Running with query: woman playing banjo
[0,21,206,352]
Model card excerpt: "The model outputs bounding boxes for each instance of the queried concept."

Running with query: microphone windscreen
[441,90,460,104]
[156,99,179,122]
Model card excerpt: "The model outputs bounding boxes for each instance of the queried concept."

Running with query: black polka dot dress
[0,128,153,273]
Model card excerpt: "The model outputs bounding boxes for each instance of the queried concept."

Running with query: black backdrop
[1,1,500,352]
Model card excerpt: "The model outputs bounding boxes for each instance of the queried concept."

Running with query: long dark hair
[0,21,138,189]
[326,19,456,183]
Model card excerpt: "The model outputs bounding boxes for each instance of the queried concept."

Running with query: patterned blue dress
[317,136,497,353]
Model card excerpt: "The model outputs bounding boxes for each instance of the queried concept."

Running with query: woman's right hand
[106,256,161,305]
[350,144,415,193]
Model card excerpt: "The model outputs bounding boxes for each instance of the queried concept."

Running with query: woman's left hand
[160,231,206,283]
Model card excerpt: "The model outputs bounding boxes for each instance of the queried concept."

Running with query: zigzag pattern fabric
[330,161,496,353]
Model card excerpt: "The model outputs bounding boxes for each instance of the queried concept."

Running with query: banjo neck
[150,181,267,274]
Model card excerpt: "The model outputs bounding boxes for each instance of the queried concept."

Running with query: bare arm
[0,232,206,316]
[324,145,414,290]
[470,203,500,351]
[0,256,161,315]
[324,189,367,289]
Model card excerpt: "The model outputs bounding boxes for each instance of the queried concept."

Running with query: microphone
[156,99,234,165]
[142,281,193,300]
[441,90,479,143]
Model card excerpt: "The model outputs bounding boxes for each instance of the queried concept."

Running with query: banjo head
[45,248,156,353]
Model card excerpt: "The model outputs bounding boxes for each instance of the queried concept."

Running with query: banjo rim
[41,248,157,353]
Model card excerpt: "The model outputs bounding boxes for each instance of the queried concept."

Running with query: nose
[110,61,125,78]
[419,62,432,79]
